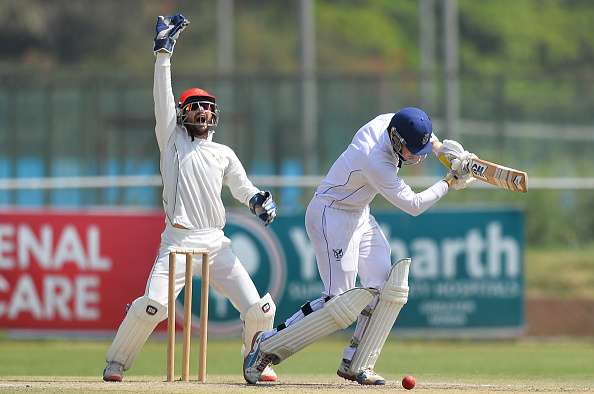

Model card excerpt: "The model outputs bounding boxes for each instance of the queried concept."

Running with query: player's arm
[223,148,277,226]
[365,159,448,216]
[152,14,189,151]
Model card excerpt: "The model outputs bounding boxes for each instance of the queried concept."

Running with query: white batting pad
[260,288,374,363]
[348,258,411,373]
[242,293,276,356]
[106,296,167,370]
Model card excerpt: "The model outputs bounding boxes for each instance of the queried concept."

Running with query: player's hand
[249,191,277,226]
[436,139,468,168]
[444,154,476,190]
[153,14,190,54]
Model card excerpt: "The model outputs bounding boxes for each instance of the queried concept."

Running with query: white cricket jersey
[314,113,448,216]
[153,54,259,229]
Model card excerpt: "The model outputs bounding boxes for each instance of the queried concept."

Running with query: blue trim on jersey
[329,185,366,208]
[317,169,361,195]
[321,204,332,293]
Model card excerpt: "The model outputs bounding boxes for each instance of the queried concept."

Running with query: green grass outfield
[1,337,594,393]
[526,244,594,299]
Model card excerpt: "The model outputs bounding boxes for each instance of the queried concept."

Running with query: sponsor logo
[262,303,271,313]
[421,133,430,145]
[471,162,487,179]
[333,248,343,260]
[145,305,158,316]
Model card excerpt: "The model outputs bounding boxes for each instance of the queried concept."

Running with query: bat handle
[438,153,453,169]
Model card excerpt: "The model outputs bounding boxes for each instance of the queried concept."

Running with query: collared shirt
[153,54,259,229]
[315,113,448,215]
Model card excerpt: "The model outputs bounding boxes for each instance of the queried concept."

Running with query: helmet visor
[181,101,219,128]
[389,128,429,165]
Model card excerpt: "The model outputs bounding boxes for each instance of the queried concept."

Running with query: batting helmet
[178,87,216,107]
[388,107,433,165]
[177,87,219,131]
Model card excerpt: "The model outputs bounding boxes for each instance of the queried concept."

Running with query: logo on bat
[471,162,487,179]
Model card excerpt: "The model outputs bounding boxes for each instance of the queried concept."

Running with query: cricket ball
[402,375,416,390]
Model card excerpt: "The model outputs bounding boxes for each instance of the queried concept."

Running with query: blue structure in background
[124,159,157,206]
[280,159,302,213]
[0,158,9,205]
[16,157,44,206]
[0,157,159,208]
[103,159,120,206]
[51,158,82,206]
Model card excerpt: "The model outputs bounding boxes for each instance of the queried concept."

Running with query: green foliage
[317,0,418,72]
[459,0,594,77]
[3,0,594,77]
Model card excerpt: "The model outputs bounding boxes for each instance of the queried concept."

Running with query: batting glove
[444,155,476,190]
[436,139,468,168]
[153,14,190,54]
[249,191,277,226]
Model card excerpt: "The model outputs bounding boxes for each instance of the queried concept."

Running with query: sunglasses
[183,101,216,112]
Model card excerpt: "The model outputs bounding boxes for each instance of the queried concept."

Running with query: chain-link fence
[1,73,594,245]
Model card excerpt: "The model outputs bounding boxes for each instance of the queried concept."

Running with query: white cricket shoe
[336,358,385,385]
[355,368,386,385]
[102,361,124,382]
[243,331,279,384]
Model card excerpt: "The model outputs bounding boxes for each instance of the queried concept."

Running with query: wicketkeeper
[103,14,278,382]
[244,109,475,385]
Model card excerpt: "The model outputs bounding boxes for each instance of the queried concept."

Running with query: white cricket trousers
[145,224,261,317]
[305,197,392,296]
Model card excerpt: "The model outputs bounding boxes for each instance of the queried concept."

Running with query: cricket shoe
[337,359,385,385]
[102,361,124,382]
[243,331,279,384]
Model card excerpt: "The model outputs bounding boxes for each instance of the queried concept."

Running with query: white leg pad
[260,288,375,363]
[348,258,411,373]
[242,293,276,356]
[106,296,167,370]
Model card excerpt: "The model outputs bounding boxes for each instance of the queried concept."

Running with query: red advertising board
[0,209,164,333]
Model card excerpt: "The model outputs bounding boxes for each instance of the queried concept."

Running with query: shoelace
[256,354,275,372]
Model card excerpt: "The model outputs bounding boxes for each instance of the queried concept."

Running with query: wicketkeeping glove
[153,14,190,54]
[249,191,277,226]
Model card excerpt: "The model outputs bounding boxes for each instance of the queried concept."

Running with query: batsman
[244,109,476,385]
[102,14,279,382]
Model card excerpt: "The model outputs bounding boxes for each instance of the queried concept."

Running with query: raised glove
[153,14,190,54]
[444,155,476,190]
[249,191,277,226]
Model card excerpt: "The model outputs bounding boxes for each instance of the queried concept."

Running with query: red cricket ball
[402,375,416,390]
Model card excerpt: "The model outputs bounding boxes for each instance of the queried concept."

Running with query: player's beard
[185,123,209,141]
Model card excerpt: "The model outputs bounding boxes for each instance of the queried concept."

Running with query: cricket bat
[433,139,528,193]
[466,157,528,193]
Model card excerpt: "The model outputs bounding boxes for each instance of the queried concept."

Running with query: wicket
[166,248,210,383]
